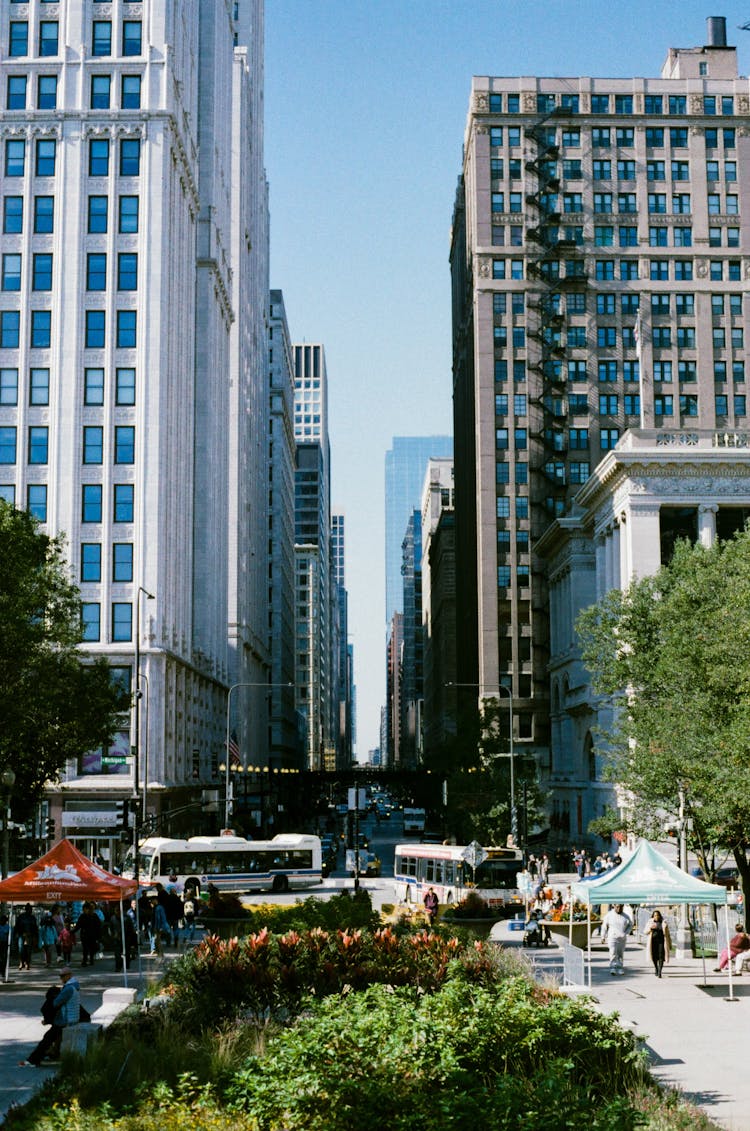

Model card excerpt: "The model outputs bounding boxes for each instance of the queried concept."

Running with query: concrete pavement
[0,953,164,1124]
[494,918,750,1131]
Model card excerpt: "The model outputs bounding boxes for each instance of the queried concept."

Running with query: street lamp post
[447,681,516,844]
[224,682,293,829]
[1,769,15,880]
[133,586,154,883]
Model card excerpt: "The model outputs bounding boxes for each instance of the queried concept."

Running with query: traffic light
[115,800,128,829]
[46,818,55,839]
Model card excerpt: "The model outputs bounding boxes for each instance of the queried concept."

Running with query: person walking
[601,904,633,976]
[19,967,80,1068]
[423,887,439,926]
[14,904,38,971]
[38,911,58,969]
[643,909,671,977]
[75,902,102,967]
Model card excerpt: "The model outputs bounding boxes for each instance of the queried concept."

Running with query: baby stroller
[522,913,549,948]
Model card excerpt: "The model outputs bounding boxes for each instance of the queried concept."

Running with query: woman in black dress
[644,909,671,977]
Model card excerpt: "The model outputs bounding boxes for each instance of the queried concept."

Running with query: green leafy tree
[0,501,129,808]
[577,530,750,915]
[426,696,544,847]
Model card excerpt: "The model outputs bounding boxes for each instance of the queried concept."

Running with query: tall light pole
[133,586,154,881]
[447,681,516,844]
[224,682,293,828]
[1,769,15,880]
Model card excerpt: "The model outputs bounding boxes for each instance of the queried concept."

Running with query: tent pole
[3,903,14,983]
[724,903,738,1002]
[587,901,592,989]
[119,898,128,989]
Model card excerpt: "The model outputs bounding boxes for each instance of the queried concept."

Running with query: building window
[620,260,638,280]
[591,94,609,113]
[619,225,637,246]
[27,484,47,521]
[675,293,695,315]
[654,395,673,416]
[595,259,614,280]
[645,127,663,147]
[597,326,617,348]
[652,327,672,348]
[116,310,136,347]
[81,543,102,582]
[87,253,107,291]
[9,22,29,57]
[644,94,663,113]
[82,484,103,522]
[672,193,691,214]
[81,603,101,642]
[114,425,135,463]
[120,139,141,176]
[30,310,51,349]
[37,74,57,109]
[91,21,112,56]
[570,461,590,484]
[91,74,111,109]
[117,253,137,290]
[599,393,618,415]
[624,394,640,416]
[715,394,729,416]
[592,159,611,180]
[29,367,49,405]
[115,367,135,405]
[594,225,613,247]
[617,159,635,180]
[83,426,103,464]
[35,139,56,177]
[0,368,18,405]
[88,195,108,233]
[38,21,59,56]
[649,226,668,247]
[32,253,52,291]
[3,196,23,233]
[27,425,48,464]
[0,311,20,349]
[674,226,692,247]
[648,193,666,213]
[84,367,104,405]
[650,260,669,280]
[33,195,54,233]
[624,358,640,384]
[674,260,693,281]
[88,139,110,176]
[680,394,698,416]
[593,192,612,213]
[569,427,589,449]
[598,360,617,382]
[670,127,688,147]
[734,395,746,416]
[112,542,133,582]
[122,21,142,55]
[7,74,27,109]
[654,360,672,382]
[4,139,25,178]
[678,360,697,382]
[2,253,21,292]
[113,483,134,522]
[498,565,511,588]
[121,73,141,108]
[600,428,620,450]
[85,310,105,349]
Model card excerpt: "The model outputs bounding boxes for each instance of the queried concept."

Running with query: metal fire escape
[524,109,588,520]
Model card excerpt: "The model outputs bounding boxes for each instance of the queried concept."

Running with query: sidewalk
[494,919,750,1131]
[0,953,166,1125]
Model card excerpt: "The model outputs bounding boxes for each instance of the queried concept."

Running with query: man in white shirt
[601,904,633,975]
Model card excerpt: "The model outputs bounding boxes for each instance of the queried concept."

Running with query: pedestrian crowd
[1,873,199,976]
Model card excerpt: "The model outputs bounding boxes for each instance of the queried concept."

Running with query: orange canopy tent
[0,838,138,985]
[0,837,137,902]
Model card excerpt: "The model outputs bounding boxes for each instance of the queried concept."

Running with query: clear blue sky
[264,1,750,755]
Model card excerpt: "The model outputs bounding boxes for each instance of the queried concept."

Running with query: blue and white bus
[394,842,523,910]
[123,833,322,894]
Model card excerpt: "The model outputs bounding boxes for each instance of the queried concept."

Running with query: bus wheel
[272,874,289,894]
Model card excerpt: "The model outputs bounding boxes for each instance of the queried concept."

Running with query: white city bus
[402,807,427,835]
[122,834,322,894]
[394,842,523,910]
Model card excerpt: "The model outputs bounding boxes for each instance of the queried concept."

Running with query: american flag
[227,732,241,768]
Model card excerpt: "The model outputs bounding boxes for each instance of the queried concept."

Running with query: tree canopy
[0,501,129,811]
[576,529,750,901]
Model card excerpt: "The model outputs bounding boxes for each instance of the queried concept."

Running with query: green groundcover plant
[3,914,723,1131]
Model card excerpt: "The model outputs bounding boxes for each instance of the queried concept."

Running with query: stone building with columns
[537,427,750,847]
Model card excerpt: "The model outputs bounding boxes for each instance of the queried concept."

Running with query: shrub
[441,891,496,920]
[226,981,649,1131]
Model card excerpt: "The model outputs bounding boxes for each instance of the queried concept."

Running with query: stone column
[698,504,718,548]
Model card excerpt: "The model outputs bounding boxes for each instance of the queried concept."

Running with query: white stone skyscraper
[0,1,269,852]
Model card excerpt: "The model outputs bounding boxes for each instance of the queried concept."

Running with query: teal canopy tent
[570,840,733,993]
